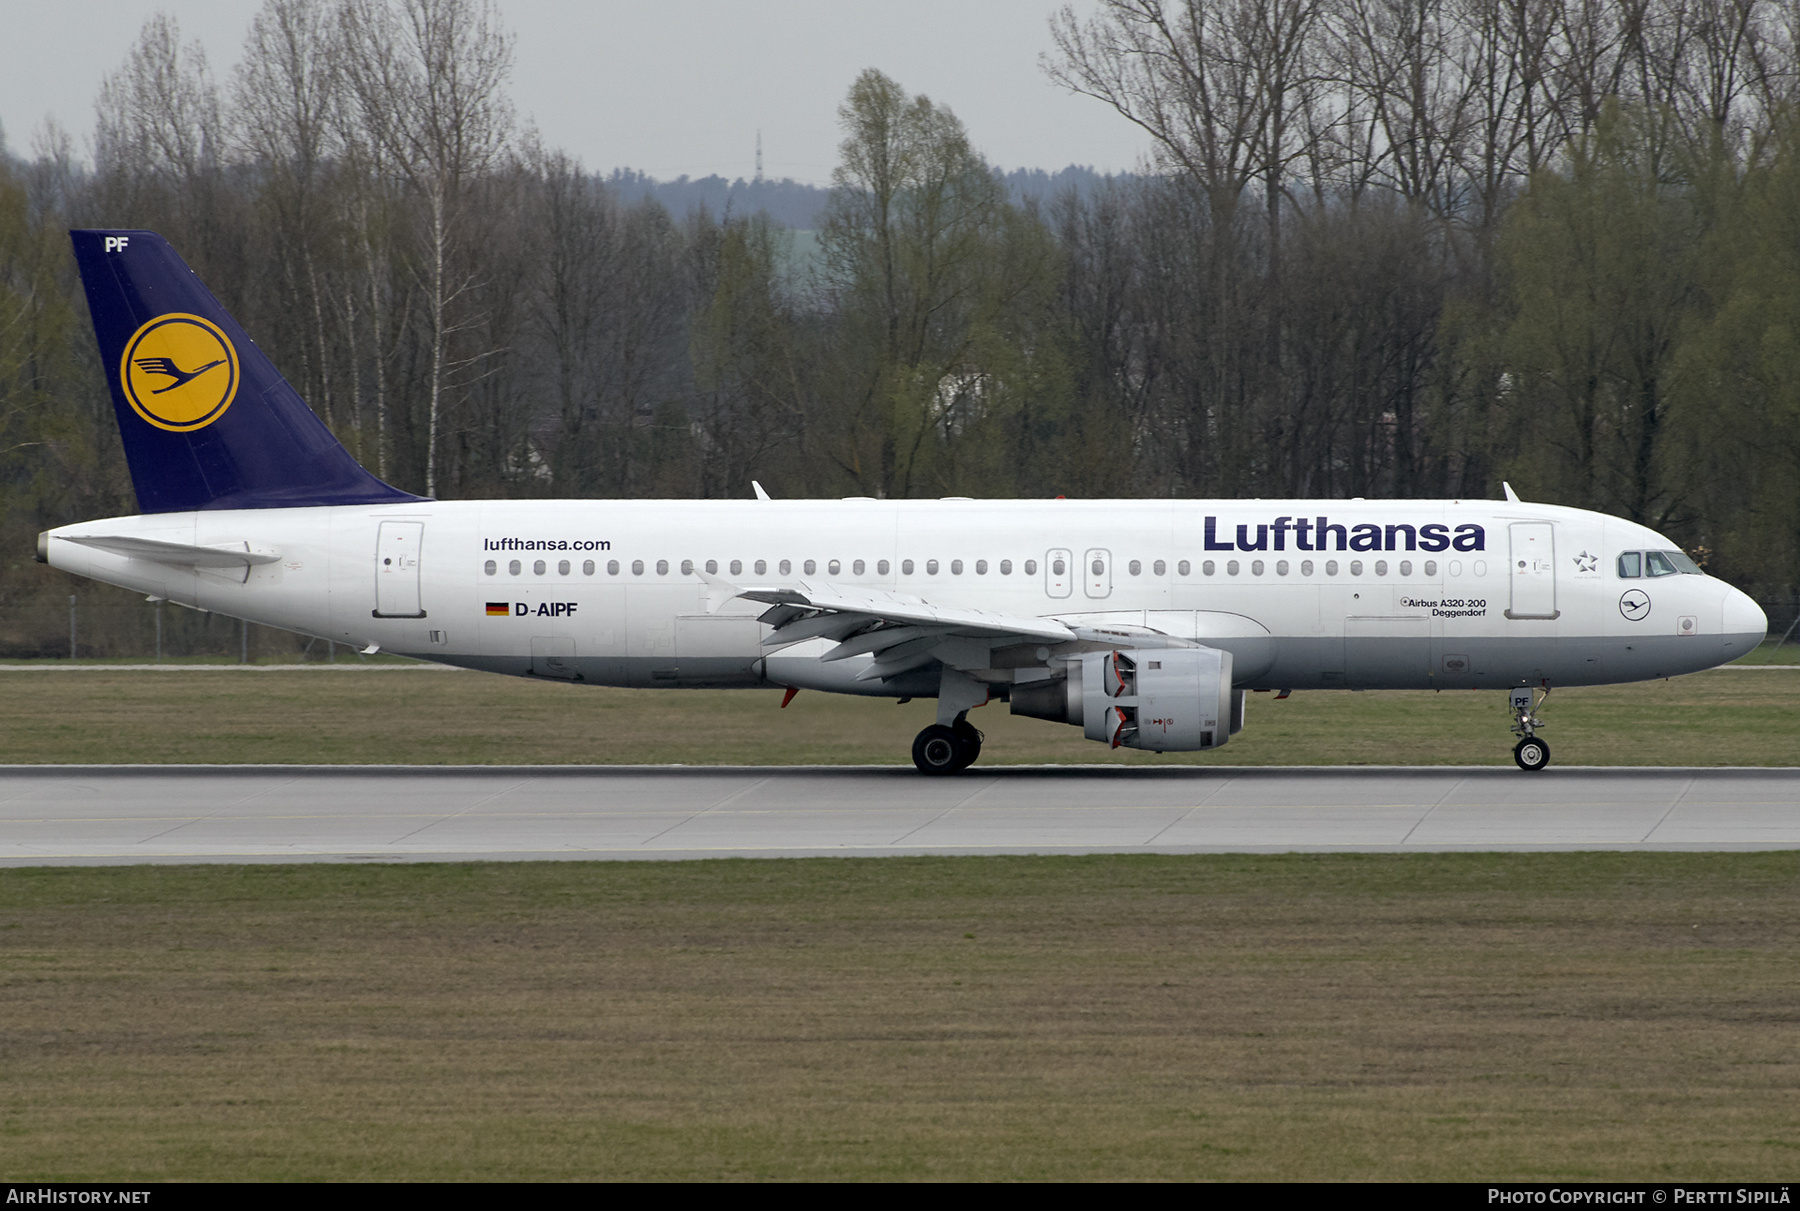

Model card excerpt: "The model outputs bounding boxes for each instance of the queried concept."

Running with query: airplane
[36,230,1769,773]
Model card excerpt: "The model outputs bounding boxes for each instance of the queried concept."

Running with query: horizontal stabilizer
[59,534,280,568]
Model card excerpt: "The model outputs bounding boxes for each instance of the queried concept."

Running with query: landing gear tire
[913,725,965,775]
[951,720,983,769]
[1513,736,1551,772]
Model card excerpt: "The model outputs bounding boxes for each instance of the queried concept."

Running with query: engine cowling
[1010,646,1239,752]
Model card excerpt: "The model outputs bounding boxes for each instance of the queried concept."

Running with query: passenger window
[1349,560,1363,576]
[1325,560,1339,576]
[951,559,963,574]
[1000,560,1012,575]
[1153,560,1165,576]
[975,559,987,574]
[730,559,742,575]
[607,560,620,575]
[631,560,644,576]
[484,560,497,576]
[1398,560,1411,576]
[1227,560,1240,576]
[1202,560,1215,576]
[1374,560,1387,576]
[509,560,521,576]
[804,559,816,575]
[534,559,547,576]
[1276,560,1288,576]
[753,559,766,575]
[1051,558,1065,576]
[878,559,890,575]
[1250,560,1264,576]
[1024,559,1037,575]
[1646,551,1678,577]
[583,560,595,575]
[559,560,571,576]
[1423,560,1436,576]
[902,559,914,575]
[656,560,669,575]
[779,559,791,575]
[853,559,864,575]
[705,559,718,574]
[827,559,839,575]
[680,559,694,575]
[1300,560,1313,575]
[1618,552,1642,578]
[1178,560,1190,576]
[927,559,940,575]
[1128,560,1142,575]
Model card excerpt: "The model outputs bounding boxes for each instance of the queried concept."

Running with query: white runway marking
[3,765,1799,864]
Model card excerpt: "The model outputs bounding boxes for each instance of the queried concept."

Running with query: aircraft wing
[703,573,1077,681]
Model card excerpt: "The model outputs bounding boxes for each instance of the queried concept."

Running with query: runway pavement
[2,764,1798,864]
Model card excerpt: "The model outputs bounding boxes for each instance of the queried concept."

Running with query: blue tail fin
[70,229,422,513]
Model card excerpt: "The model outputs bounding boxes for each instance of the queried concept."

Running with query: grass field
[0,655,1795,766]
[2,853,1797,1181]
[5,655,1795,1180]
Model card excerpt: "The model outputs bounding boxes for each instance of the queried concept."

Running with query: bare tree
[233,0,346,427]
[1323,0,1483,214]
[92,14,226,255]
[1049,0,1325,235]
[1048,0,1328,490]
[339,0,514,497]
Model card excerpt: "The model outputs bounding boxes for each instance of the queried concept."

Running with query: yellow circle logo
[119,313,239,432]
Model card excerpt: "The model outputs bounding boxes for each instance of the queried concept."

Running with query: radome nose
[1721,587,1768,659]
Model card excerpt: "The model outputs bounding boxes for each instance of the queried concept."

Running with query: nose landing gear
[1510,685,1551,771]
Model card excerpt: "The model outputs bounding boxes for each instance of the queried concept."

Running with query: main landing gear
[1509,685,1551,771]
[912,719,983,775]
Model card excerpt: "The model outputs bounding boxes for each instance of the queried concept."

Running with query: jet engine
[1010,647,1240,751]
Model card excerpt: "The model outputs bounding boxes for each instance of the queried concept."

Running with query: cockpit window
[1620,549,1701,578]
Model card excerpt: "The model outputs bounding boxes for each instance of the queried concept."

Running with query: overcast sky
[0,0,1152,184]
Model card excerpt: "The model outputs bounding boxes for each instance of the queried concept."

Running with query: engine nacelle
[1010,646,1238,751]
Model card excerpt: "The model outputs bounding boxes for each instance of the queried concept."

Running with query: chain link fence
[1763,595,1800,654]
[0,596,353,662]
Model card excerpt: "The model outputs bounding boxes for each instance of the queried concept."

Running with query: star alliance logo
[1574,551,1599,573]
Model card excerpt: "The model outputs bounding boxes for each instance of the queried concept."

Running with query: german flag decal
[485,602,510,617]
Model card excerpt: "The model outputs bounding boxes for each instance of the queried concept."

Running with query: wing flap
[751,580,1074,644]
[698,572,1077,677]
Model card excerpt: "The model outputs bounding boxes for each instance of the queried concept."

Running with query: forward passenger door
[1505,523,1559,620]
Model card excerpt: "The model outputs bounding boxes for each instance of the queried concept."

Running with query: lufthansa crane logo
[119,313,239,431]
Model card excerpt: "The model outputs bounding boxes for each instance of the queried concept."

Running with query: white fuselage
[44,497,1766,694]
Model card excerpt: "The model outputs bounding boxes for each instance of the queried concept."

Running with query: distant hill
[604,165,1135,230]
[604,170,829,229]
